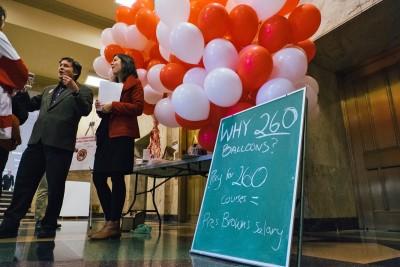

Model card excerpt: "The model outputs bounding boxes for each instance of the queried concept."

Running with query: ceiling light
[85,75,107,87]
[115,0,136,7]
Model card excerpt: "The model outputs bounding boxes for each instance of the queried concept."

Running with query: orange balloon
[104,45,125,63]
[198,3,230,42]
[289,4,321,42]
[296,39,316,62]
[115,6,136,25]
[131,0,154,16]
[237,45,273,91]
[258,15,292,53]
[278,0,299,16]
[124,49,145,69]
[160,63,186,90]
[229,5,259,48]
[135,8,159,41]
[169,55,200,70]
[147,42,163,61]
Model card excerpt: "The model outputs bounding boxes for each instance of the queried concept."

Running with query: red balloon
[229,5,259,48]
[175,114,209,130]
[289,4,321,42]
[124,49,145,69]
[115,6,136,25]
[224,102,253,117]
[209,103,227,127]
[198,3,230,42]
[198,125,218,152]
[278,0,300,16]
[258,15,292,53]
[104,45,125,63]
[160,63,186,90]
[296,39,316,62]
[143,102,155,115]
[237,45,273,92]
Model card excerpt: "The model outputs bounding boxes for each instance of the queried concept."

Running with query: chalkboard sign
[191,89,306,267]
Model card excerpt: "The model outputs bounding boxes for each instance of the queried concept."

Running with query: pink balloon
[154,98,180,128]
[256,78,295,105]
[171,83,210,121]
[144,84,163,104]
[270,47,308,83]
[101,28,115,46]
[137,69,148,86]
[112,23,128,47]
[93,56,111,79]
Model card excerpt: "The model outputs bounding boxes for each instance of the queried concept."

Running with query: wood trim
[339,46,400,79]
[14,0,114,29]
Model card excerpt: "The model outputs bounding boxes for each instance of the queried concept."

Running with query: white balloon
[271,47,308,83]
[295,75,319,111]
[101,28,115,46]
[93,56,111,79]
[183,67,207,87]
[156,21,171,51]
[256,78,295,105]
[203,39,238,72]
[147,64,170,93]
[228,0,285,20]
[295,75,319,95]
[100,46,105,57]
[204,68,243,107]
[144,84,163,105]
[112,23,128,47]
[154,98,180,128]
[155,0,190,27]
[125,25,148,51]
[306,86,318,111]
[137,69,148,87]
[170,22,204,64]
[159,45,171,62]
[171,83,210,121]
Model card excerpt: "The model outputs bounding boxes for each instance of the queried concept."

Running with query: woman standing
[90,54,144,240]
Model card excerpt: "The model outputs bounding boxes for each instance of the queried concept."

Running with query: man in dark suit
[2,169,14,191]
[0,57,93,239]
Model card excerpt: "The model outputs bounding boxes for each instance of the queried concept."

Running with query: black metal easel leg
[296,99,307,267]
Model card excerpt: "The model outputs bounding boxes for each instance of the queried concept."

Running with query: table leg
[151,177,162,233]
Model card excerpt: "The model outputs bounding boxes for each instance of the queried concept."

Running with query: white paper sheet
[98,80,123,104]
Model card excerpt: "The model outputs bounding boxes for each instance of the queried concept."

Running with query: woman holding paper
[90,54,144,240]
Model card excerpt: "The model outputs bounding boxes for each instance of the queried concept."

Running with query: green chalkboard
[191,89,306,267]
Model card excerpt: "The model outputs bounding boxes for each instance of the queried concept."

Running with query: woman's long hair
[114,54,138,83]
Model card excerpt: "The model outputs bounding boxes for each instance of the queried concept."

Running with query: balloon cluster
[93,0,321,152]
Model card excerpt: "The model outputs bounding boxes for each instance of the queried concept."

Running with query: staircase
[0,191,34,220]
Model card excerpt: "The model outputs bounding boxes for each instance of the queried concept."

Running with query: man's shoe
[0,221,19,239]
[36,226,56,239]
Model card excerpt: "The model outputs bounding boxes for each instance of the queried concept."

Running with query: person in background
[0,57,93,239]
[89,54,144,240]
[0,5,29,171]
[2,169,13,191]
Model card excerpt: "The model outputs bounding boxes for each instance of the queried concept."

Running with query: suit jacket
[98,75,144,139]
[27,83,93,151]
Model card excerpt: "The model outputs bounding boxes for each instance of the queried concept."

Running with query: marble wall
[300,0,382,39]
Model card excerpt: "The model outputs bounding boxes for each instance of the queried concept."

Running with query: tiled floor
[0,220,398,266]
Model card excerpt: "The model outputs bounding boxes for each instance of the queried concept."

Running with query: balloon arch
[93,0,321,152]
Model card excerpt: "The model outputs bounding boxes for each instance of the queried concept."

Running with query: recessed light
[115,0,136,7]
